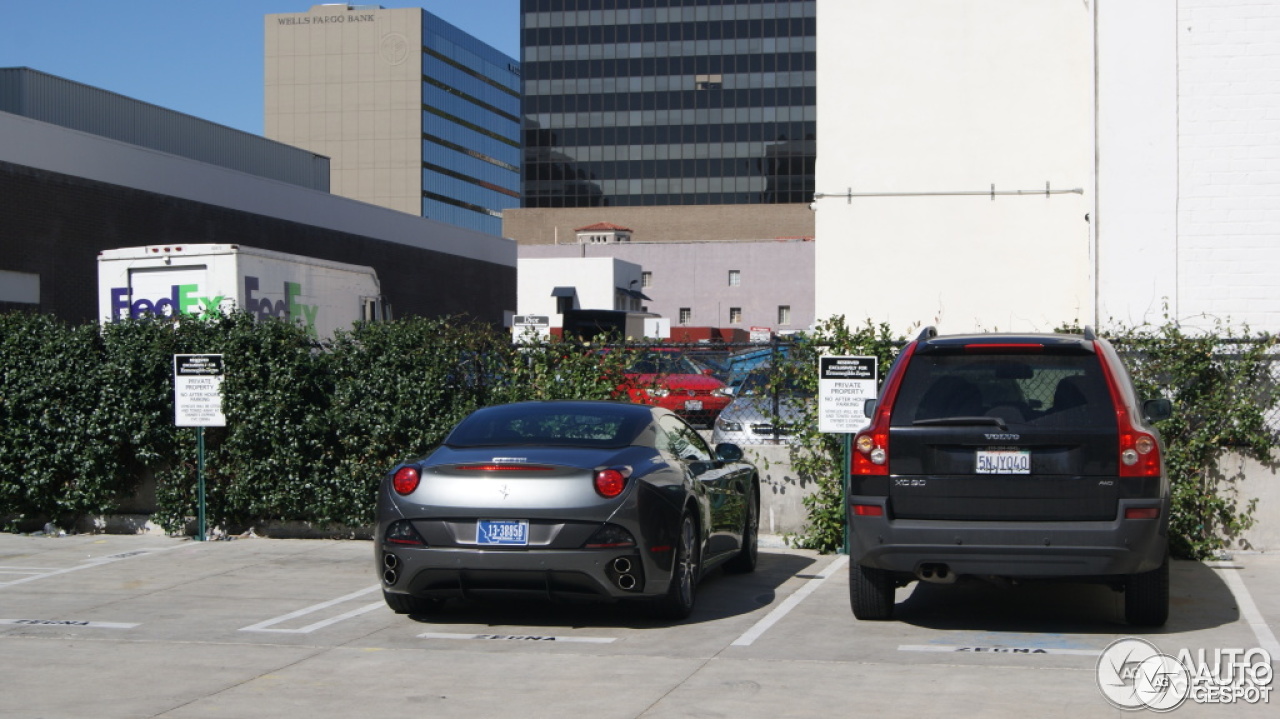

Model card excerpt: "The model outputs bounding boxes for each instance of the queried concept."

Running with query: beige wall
[504,204,814,244]
[265,5,423,215]
[814,0,1094,334]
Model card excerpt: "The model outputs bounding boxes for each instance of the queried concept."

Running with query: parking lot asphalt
[1,533,1276,718]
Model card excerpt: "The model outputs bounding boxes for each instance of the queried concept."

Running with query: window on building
[641,271,652,288]
[679,307,692,325]
[728,270,741,287]
[729,307,743,324]
[696,74,724,90]
[557,296,574,314]
[778,305,791,326]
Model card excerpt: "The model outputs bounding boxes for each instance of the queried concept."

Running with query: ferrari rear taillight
[392,467,420,495]
[384,519,426,546]
[594,468,629,498]
[584,523,636,548]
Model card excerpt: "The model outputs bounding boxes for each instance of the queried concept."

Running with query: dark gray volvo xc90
[847,327,1173,625]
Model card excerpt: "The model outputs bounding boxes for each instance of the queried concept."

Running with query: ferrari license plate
[976,450,1031,474]
[477,519,528,546]
[684,399,703,411]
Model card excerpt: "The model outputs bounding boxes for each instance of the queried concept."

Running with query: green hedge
[2,310,1275,557]
[0,312,635,534]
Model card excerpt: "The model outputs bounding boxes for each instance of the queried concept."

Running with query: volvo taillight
[1096,343,1163,478]
[851,342,917,476]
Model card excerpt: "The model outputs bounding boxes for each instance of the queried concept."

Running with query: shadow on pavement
[890,559,1237,634]
[405,550,817,630]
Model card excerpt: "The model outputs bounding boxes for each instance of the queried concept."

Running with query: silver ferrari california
[376,400,759,619]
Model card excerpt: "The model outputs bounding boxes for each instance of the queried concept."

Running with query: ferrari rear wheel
[651,512,699,620]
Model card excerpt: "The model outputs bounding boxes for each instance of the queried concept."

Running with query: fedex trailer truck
[98,244,387,338]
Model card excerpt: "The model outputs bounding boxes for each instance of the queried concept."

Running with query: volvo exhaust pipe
[916,563,956,584]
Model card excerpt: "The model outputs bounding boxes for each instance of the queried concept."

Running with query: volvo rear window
[890,353,1114,429]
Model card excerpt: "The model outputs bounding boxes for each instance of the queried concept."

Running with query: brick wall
[1178,1,1280,331]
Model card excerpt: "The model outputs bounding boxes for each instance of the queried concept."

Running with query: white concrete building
[815,0,1280,334]
[520,238,815,334]
[517,257,645,330]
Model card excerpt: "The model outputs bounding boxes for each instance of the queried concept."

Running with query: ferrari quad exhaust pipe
[612,557,637,590]
[383,553,400,585]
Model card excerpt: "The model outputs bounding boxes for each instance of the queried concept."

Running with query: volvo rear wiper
[913,416,1009,431]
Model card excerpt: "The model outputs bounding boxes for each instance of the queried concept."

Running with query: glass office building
[266,6,521,235]
[421,13,523,233]
[520,0,816,208]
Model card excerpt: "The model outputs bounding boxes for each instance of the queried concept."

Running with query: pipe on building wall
[812,183,1085,202]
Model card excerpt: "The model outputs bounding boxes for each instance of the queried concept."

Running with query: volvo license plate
[976,450,1031,474]
[477,519,529,546]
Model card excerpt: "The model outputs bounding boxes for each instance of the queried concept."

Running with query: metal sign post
[173,354,226,541]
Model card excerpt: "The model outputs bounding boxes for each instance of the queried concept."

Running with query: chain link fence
[615,337,1280,441]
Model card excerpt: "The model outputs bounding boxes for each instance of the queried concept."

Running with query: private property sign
[173,354,225,427]
[818,356,878,433]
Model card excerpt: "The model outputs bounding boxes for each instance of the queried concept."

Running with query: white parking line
[0,544,191,588]
[239,585,383,633]
[731,554,848,647]
[1213,563,1280,661]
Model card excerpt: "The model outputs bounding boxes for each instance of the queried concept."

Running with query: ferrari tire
[651,512,699,620]
[723,481,759,574]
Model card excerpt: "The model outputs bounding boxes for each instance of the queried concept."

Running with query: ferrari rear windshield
[445,403,649,449]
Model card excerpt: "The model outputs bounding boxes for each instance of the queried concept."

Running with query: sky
[0,0,521,136]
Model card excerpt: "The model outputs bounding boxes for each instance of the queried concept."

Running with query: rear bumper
[848,496,1168,579]
[378,545,671,602]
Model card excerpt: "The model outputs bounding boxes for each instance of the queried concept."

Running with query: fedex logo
[243,277,318,328]
[109,276,319,329]
[110,283,215,319]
